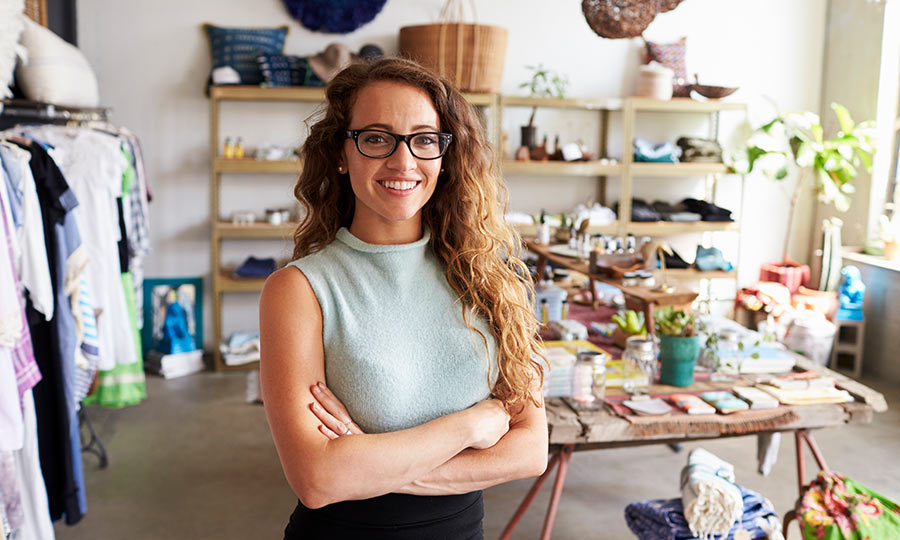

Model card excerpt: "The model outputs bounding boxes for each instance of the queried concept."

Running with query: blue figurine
[836,265,865,321]
[157,290,196,354]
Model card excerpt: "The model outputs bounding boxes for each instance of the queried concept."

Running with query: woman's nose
[385,141,417,171]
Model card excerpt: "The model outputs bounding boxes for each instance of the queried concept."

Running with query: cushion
[257,53,324,87]
[203,24,288,86]
[15,17,99,107]
[645,37,689,97]
[0,0,25,98]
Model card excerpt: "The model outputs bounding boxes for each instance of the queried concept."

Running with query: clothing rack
[0,99,111,127]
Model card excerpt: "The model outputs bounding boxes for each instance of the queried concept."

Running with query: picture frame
[141,277,203,360]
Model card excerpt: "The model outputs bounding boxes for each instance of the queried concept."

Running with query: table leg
[498,450,562,540]
[794,430,806,495]
[644,303,656,338]
[539,443,575,540]
[535,254,548,283]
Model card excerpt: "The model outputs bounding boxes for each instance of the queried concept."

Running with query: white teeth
[380,180,417,191]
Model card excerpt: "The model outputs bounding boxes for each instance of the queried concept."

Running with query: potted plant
[611,310,646,348]
[518,64,569,151]
[734,103,875,286]
[654,306,699,387]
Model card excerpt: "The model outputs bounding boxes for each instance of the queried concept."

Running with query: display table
[499,354,887,540]
[525,239,697,337]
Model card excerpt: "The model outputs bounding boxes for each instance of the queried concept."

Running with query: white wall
[77,0,827,348]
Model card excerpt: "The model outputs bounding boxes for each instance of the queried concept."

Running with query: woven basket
[399,22,507,93]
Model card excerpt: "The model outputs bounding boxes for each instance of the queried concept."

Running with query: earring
[440,168,445,173]
[337,165,346,174]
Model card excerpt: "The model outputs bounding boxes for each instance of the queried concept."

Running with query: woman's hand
[465,399,510,449]
[309,382,365,439]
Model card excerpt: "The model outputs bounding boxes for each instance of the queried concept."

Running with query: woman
[259,57,547,539]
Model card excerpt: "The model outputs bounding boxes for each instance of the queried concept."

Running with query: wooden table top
[524,238,697,306]
[546,355,887,450]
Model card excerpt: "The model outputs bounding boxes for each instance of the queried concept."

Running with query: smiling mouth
[377,180,421,191]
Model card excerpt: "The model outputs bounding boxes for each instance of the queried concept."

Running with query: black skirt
[283,491,483,539]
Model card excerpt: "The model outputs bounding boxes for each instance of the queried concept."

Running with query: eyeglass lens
[355,130,449,159]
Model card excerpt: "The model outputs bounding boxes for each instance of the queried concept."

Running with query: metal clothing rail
[0,99,111,123]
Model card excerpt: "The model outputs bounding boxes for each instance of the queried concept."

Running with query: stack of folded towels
[625,448,784,540]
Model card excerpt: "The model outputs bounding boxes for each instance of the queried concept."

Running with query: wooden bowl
[691,84,738,99]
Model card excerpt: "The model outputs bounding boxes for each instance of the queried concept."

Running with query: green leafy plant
[653,306,696,337]
[611,310,646,336]
[518,63,569,128]
[733,103,875,263]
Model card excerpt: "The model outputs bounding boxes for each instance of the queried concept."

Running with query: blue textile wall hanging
[281,0,388,34]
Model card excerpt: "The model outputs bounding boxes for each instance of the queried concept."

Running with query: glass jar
[572,351,607,409]
[622,336,657,396]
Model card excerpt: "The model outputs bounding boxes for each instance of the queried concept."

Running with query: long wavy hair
[292,57,543,409]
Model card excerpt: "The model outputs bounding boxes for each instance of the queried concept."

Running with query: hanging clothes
[13,138,85,524]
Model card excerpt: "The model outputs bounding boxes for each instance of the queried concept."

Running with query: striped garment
[72,274,99,407]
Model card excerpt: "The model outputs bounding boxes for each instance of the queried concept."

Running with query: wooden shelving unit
[208,86,323,372]
[499,95,746,287]
[208,85,497,372]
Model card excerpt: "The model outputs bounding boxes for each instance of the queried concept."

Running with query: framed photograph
[141,277,203,359]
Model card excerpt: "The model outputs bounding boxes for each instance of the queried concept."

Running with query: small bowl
[691,84,738,99]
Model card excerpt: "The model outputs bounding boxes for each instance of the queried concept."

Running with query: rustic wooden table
[499,355,888,540]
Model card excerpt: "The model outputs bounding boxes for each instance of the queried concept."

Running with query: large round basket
[399,23,507,93]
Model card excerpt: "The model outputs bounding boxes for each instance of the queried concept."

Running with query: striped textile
[72,275,99,406]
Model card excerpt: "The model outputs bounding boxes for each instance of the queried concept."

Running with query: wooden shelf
[210,85,325,102]
[630,162,732,177]
[462,93,497,106]
[665,268,737,279]
[513,223,619,236]
[216,272,267,292]
[210,85,494,107]
[215,222,297,239]
[501,95,623,111]
[214,158,302,173]
[627,97,746,113]
[501,160,621,176]
[627,221,739,235]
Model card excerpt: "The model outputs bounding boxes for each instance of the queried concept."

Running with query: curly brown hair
[292,57,543,409]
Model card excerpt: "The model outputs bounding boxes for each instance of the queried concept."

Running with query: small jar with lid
[622,336,657,396]
[571,350,607,409]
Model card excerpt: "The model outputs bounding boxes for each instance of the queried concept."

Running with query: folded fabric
[652,201,701,222]
[234,256,277,278]
[676,136,723,163]
[680,448,744,538]
[634,137,682,163]
[680,198,733,222]
[694,246,733,272]
[625,485,783,540]
[615,198,661,222]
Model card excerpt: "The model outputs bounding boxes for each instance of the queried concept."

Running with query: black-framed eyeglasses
[344,129,453,160]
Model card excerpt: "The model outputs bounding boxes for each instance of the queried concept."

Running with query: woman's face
[341,80,443,234]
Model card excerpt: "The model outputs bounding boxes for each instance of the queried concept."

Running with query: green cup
[658,335,700,387]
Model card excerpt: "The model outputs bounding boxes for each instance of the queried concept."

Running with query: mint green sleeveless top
[287,228,498,434]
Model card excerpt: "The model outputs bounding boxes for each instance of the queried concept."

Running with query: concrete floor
[55,372,899,540]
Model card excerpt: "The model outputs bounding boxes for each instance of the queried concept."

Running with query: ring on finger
[342,421,353,436]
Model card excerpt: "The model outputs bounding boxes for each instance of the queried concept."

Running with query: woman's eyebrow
[357,123,440,132]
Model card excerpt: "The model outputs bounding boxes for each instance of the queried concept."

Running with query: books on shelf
[145,350,204,379]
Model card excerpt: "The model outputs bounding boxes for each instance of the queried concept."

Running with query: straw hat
[308,43,359,82]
